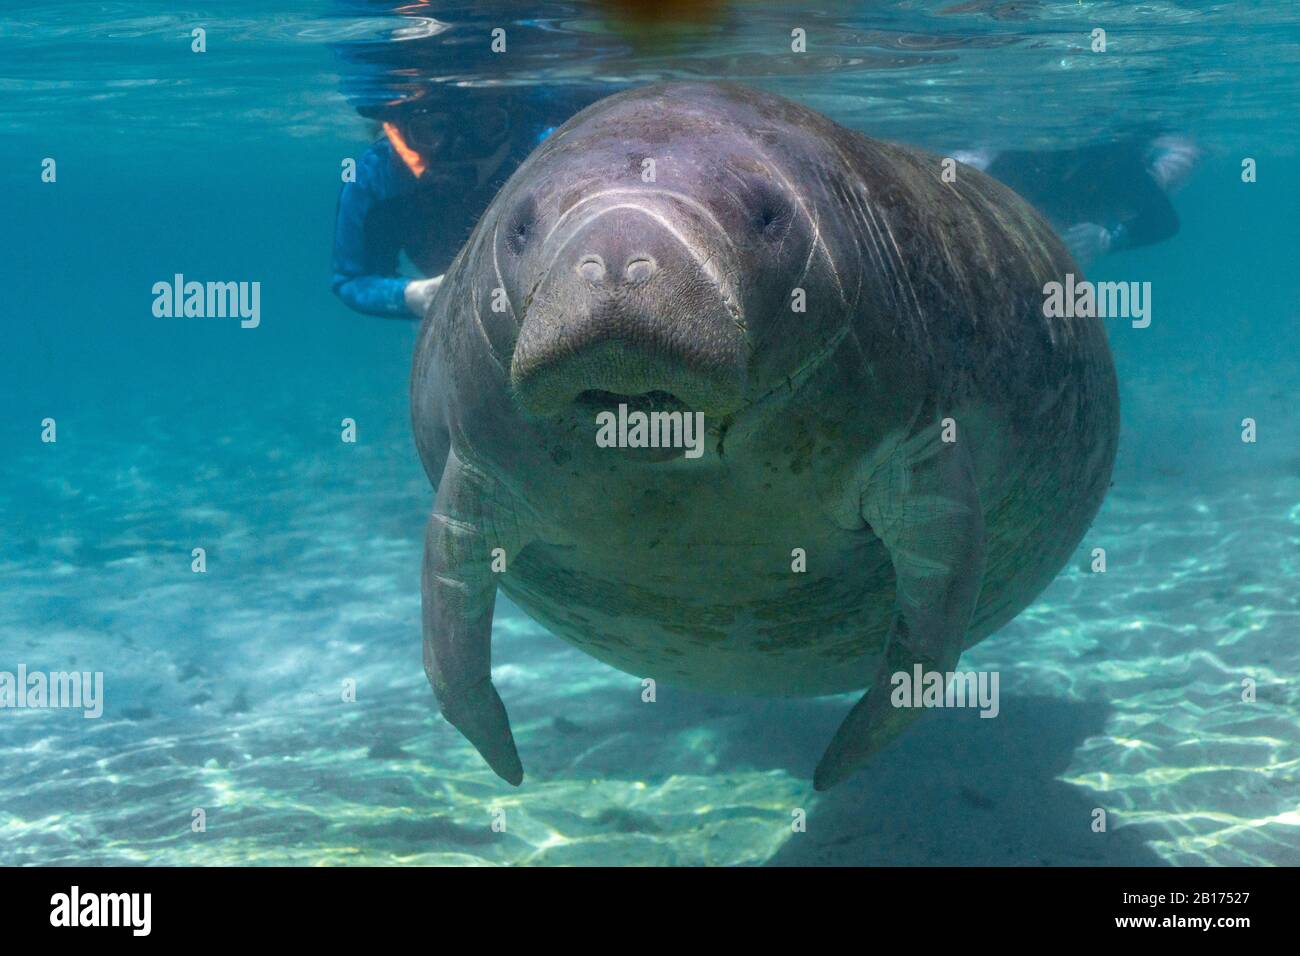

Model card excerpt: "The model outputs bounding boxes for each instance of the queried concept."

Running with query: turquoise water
[1,1,1298,866]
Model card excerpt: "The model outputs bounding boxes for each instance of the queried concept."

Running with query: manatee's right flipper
[422,450,523,785]
[814,426,986,790]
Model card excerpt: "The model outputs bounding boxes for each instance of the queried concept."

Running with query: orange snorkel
[383,121,426,178]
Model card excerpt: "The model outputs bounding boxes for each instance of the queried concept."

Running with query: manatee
[410,82,1119,789]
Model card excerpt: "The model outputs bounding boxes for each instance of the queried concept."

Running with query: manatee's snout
[511,200,746,417]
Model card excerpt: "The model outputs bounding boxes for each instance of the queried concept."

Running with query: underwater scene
[1,1,1298,869]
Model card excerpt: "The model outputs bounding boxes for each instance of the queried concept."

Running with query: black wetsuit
[983,142,1180,253]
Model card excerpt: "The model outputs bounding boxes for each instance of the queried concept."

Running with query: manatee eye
[504,197,538,256]
[750,182,792,240]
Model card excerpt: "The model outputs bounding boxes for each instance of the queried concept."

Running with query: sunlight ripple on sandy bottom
[1,385,1297,866]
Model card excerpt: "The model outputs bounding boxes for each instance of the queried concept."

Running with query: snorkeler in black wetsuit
[327,0,738,320]
[327,0,624,320]
[955,134,1200,263]
[331,90,587,319]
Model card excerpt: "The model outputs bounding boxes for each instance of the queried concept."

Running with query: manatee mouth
[576,389,701,463]
[574,389,693,416]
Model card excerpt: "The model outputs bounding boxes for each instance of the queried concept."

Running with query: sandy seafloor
[2,342,1296,868]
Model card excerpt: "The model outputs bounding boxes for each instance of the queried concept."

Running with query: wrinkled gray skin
[411,82,1119,790]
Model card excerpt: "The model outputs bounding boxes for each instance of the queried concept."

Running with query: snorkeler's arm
[1061,159,1182,262]
[1107,186,1179,252]
[330,141,418,318]
[1101,139,1192,254]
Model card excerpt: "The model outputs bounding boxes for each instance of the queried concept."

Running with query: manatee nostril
[625,256,656,283]
[577,255,606,283]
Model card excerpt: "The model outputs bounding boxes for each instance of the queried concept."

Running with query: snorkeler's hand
[1062,222,1114,265]
[404,275,444,318]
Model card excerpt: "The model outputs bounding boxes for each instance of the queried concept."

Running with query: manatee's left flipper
[422,450,524,785]
[815,427,986,790]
